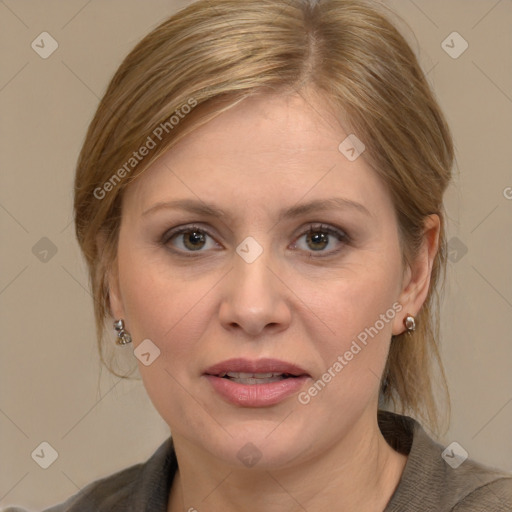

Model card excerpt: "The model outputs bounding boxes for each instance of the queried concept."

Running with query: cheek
[115,250,218,398]
[295,249,403,404]
[117,241,204,336]
[115,249,217,426]
[302,253,402,350]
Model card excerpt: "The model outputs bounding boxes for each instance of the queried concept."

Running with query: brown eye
[293,224,349,255]
[305,230,329,251]
[163,225,218,253]
[181,230,207,251]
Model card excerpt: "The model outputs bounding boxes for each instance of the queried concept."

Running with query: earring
[403,314,416,333]
[113,319,132,345]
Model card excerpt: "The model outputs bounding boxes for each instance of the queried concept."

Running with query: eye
[163,225,219,252]
[292,224,349,255]
[161,223,350,257]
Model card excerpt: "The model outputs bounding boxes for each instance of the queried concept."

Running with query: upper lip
[204,358,310,377]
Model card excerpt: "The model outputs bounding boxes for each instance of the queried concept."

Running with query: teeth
[226,372,279,379]
[219,372,292,384]
[229,376,285,385]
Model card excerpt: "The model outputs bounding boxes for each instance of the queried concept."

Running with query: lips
[203,358,311,407]
[204,358,310,378]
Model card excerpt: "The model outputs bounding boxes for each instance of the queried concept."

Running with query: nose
[218,247,292,337]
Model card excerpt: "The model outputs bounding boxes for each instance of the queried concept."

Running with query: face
[108,91,425,469]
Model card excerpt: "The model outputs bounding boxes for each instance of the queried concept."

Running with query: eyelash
[161,223,351,258]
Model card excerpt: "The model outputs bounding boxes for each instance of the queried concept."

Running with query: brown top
[378,412,512,511]
[4,411,512,511]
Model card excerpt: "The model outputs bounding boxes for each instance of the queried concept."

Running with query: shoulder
[2,437,175,512]
[450,472,512,511]
[379,411,512,512]
[0,464,140,512]
[44,463,142,512]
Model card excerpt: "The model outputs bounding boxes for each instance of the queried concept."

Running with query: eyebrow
[141,197,371,220]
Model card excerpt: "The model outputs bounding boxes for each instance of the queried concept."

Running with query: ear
[97,231,125,321]
[392,214,440,336]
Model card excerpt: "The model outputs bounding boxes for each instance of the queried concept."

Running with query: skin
[107,89,440,512]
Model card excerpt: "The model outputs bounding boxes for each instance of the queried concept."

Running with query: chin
[200,418,316,471]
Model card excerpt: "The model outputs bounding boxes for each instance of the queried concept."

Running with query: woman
[11,0,512,510]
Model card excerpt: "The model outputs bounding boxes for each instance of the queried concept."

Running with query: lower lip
[205,375,310,407]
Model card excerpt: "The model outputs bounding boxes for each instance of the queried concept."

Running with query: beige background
[1,0,511,509]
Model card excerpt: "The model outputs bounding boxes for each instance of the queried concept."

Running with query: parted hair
[74,0,453,436]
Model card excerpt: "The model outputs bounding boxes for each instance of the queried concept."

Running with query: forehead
[174,91,344,155]
[122,91,391,221]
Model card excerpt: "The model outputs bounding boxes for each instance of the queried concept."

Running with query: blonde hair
[74,0,453,436]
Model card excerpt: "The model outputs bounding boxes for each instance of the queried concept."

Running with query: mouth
[203,358,311,407]
[216,372,299,385]
[204,357,310,380]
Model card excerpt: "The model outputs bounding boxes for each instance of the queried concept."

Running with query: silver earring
[403,314,416,333]
[113,319,132,345]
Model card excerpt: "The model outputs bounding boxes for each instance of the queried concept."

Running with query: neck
[168,410,407,512]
